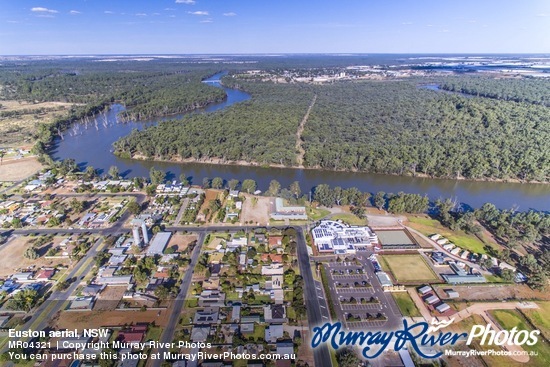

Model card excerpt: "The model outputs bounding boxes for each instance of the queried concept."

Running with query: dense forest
[116,76,550,182]
[0,66,225,117]
[113,81,315,166]
[302,80,550,181]
[441,76,550,106]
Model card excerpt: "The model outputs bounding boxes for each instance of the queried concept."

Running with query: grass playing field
[379,254,440,283]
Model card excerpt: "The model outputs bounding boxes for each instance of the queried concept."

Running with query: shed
[445,290,459,299]
[425,295,439,305]
[418,285,432,295]
[435,303,451,313]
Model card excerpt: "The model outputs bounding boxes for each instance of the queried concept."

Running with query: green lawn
[379,254,440,283]
[286,306,297,320]
[521,302,550,340]
[407,215,498,255]
[252,324,266,342]
[485,274,508,283]
[392,292,422,317]
[307,206,331,221]
[490,309,550,367]
[145,326,162,342]
[330,213,367,225]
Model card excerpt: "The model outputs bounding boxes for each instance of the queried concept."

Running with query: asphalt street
[151,231,206,367]
[296,229,333,367]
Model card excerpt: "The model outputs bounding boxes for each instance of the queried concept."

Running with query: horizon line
[2,52,550,57]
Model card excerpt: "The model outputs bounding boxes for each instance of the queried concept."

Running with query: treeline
[113,81,315,166]
[312,184,428,214]
[436,201,550,290]
[475,203,550,246]
[302,80,550,181]
[1,68,225,118]
[441,76,550,106]
[117,73,226,120]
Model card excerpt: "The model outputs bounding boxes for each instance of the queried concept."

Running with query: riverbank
[126,153,549,185]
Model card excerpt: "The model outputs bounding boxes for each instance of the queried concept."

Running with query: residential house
[265,324,284,343]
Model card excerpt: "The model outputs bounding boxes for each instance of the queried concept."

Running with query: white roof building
[147,232,172,256]
[311,220,378,253]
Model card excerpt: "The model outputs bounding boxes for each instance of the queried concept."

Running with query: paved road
[174,197,190,225]
[1,237,105,351]
[295,228,332,367]
[151,231,206,367]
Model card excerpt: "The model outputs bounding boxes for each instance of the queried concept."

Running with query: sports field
[379,254,439,283]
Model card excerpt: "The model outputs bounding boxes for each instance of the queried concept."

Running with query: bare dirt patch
[434,284,550,302]
[197,189,221,222]
[0,157,43,181]
[167,232,197,253]
[240,194,270,225]
[0,235,71,277]
[55,309,171,330]
[367,213,404,227]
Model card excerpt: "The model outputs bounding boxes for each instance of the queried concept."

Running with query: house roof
[118,331,144,343]
[36,268,55,279]
[268,236,283,246]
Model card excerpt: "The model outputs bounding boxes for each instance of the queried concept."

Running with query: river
[51,73,550,211]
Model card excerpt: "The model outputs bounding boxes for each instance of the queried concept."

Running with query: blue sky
[0,0,549,55]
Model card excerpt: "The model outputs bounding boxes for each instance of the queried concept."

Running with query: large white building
[146,232,171,256]
[311,220,378,254]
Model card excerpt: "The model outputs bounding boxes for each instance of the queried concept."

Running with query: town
[0,161,548,367]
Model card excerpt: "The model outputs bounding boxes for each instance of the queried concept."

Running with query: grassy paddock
[379,254,440,283]
[406,215,499,255]
[392,292,422,317]
[490,309,550,367]
[521,302,550,340]
[330,213,367,225]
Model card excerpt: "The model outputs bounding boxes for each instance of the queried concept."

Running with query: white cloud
[176,0,196,4]
[223,12,237,17]
[200,19,213,23]
[7,20,20,23]
[69,10,81,15]
[136,13,148,17]
[31,7,58,14]
[536,13,548,17]
[402,22,412,25]
[164,8,176,11]
[426,24,433,27]
[188,11,209,16]
[104,11,115,14]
